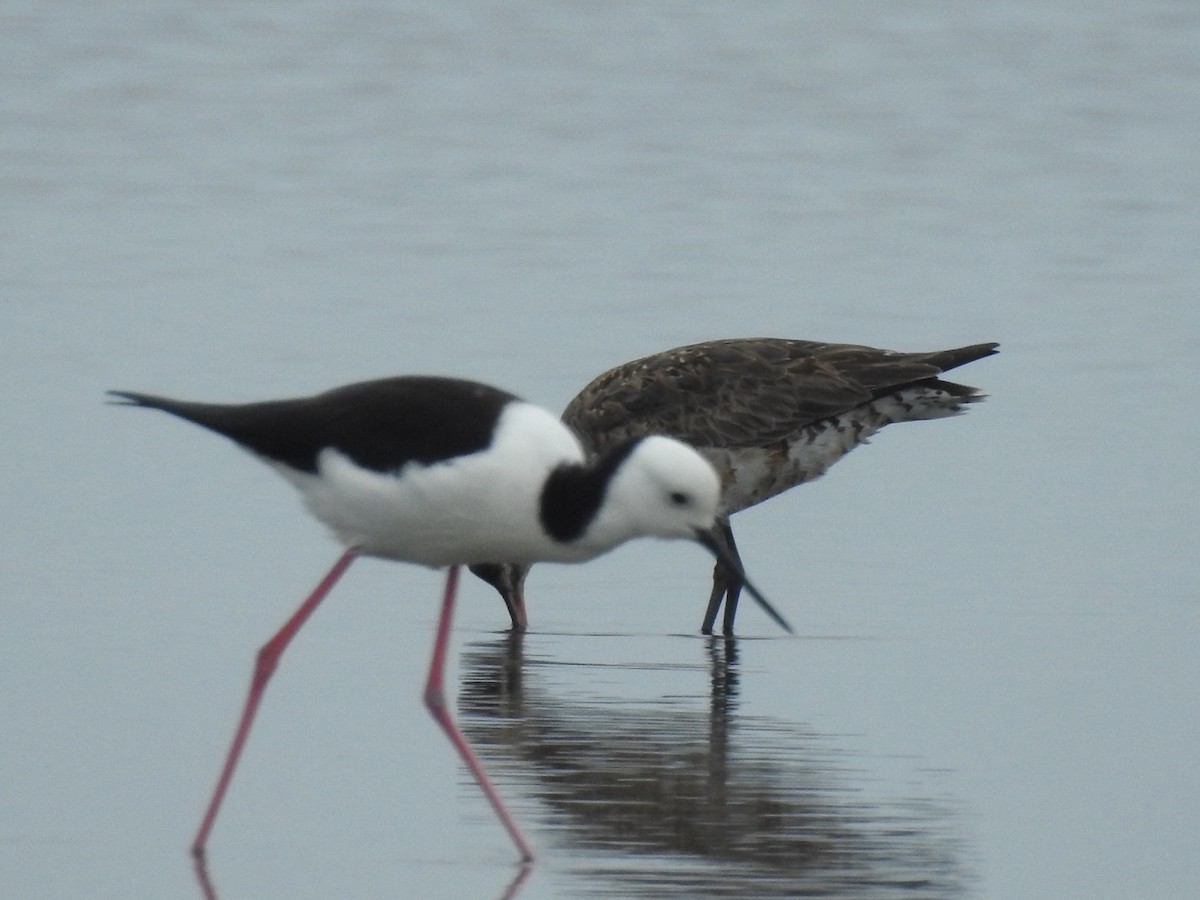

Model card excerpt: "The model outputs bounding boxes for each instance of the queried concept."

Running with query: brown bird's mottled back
[473,338,998,634]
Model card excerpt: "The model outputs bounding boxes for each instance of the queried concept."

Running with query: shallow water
[3,2,1198,898]
[457,633,969,898]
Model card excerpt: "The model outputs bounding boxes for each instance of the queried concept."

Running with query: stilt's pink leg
[423,565,535,863]
[191,548,359,858]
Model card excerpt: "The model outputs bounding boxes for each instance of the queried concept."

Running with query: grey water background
[3,2,1197,897]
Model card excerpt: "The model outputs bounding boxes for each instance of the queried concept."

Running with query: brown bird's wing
[562,338,998,454]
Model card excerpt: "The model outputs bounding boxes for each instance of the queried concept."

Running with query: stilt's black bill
[694,528,793,634]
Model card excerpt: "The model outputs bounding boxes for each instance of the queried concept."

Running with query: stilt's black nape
[694,528,792,634]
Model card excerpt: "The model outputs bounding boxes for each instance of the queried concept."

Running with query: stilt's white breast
[275,402,585,566]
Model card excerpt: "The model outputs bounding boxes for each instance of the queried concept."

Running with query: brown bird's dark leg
[700,518,743,635]
[719,525,744,636]
[468,563,528,631]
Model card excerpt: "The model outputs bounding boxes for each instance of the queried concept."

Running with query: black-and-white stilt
[472,339,998,635]
[109,375,788,863]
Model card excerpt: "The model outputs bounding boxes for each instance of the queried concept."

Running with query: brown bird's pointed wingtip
[954,341,1000,360]
[106,390,138,406]
[927,341,1000,377]
[107,389,175,410]
[107,389,161,407]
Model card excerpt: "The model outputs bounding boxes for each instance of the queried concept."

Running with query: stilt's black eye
[669,491,690,507]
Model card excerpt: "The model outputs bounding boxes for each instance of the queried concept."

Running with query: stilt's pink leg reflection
[499,863,533,899]
[192,853,218,900]
[423,566,536,863]
[191,825,530,900]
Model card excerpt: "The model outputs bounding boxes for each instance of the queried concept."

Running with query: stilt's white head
[590,435,722,546]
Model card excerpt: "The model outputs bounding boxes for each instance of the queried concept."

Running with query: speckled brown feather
[562,339,998,456]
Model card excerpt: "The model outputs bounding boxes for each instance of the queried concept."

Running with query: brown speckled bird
[472,338,998,635]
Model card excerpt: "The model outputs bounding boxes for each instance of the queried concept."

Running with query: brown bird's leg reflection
[705,634,738,818]
[498,628,526,705]
[707,633,740,706]
[706,637,739,761]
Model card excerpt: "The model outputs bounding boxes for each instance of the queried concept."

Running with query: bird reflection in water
[459,634,970,898]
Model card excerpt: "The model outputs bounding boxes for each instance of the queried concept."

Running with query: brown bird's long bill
[693,528,793,634]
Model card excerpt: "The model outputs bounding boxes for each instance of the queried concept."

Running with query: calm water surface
[3,2,1197,898]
